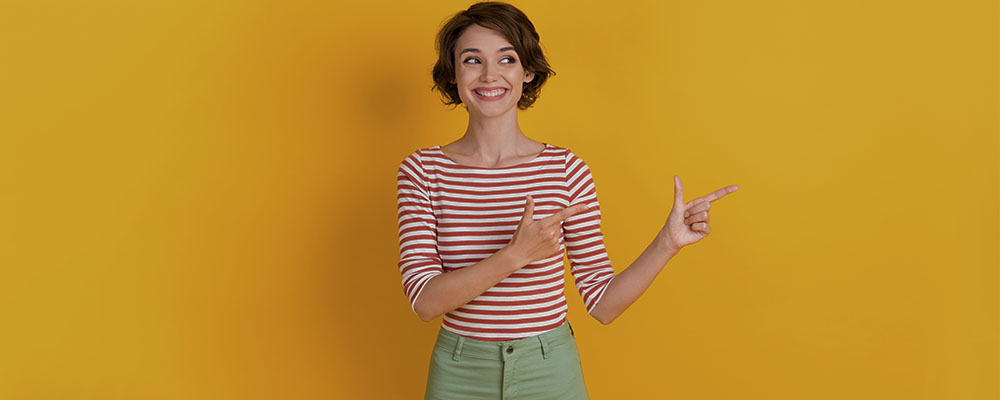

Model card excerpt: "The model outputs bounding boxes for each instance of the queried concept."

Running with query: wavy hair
[431,1,555,111]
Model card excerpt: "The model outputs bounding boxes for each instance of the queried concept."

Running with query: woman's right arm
[412,195,589,322]
[412,246,526,322]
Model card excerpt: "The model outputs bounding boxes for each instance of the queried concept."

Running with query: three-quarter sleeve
[562,150,617,314]
[396,152,444,314]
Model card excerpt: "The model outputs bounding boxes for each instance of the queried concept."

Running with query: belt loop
[539,332,550,359]
[453,336,465,361]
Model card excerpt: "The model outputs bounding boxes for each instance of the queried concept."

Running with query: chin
[468,101,518,117]
[472,106,515,118]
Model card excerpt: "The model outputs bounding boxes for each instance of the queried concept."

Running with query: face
[452,24,535,117]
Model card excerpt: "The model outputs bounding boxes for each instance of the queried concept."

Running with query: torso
[395,143,616,341]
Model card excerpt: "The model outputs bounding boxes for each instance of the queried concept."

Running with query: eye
[463,56,517,64]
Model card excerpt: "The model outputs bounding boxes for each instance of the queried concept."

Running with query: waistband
[434,320,576,361]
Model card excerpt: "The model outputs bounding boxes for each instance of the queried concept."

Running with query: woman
[396,2,740,399]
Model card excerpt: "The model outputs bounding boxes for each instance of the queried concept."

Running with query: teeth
[475,88,506,97]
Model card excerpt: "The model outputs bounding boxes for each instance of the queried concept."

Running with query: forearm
[589,229,680,324]
[413,247,527,322]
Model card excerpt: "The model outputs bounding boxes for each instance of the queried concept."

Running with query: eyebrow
[459,46,516,56]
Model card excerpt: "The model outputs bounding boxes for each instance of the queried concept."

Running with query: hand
[504,195,590,266]
[660,175,739,252]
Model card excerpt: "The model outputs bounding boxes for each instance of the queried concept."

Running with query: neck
[459,107,529,160]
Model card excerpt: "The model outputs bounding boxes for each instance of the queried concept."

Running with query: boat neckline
[434,143,550,169]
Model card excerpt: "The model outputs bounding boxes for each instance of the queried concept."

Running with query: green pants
[424,320,590,399]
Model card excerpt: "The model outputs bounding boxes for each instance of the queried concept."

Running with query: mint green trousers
[424,320,590,399]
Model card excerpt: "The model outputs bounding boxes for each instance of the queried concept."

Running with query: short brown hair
[431,1,556,111]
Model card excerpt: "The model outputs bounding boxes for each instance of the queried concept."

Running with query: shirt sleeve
[396,152,444,315]
[562,149,617,314]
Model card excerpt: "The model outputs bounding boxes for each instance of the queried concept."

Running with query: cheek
[512,79,528,96]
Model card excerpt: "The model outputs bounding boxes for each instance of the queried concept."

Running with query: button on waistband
[506,345,514,354]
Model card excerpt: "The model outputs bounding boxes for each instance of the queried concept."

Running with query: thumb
[673,175,685,212]
[521,194,534,224]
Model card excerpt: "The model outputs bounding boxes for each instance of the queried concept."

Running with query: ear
[524,71,535,84]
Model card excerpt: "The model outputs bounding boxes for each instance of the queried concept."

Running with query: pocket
[546,332,582,362]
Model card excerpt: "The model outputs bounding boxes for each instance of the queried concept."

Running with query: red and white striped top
[395,142,617,341]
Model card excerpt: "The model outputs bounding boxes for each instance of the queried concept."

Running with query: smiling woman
[397,1,738,399]
[399,3,601,399]
[406,3,599,399]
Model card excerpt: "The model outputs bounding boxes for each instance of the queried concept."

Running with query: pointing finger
[701,185,740,203]
[543,203,590,225]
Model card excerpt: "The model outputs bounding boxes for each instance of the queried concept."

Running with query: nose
[480,62,498,83]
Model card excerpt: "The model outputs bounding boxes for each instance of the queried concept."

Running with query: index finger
[697,185,740,204]
[542,203,590,225]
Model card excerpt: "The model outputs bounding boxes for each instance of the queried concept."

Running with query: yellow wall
[2,0,997,398]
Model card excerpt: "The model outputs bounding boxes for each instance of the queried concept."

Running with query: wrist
[656,229,682,256]
[496,246,529,272]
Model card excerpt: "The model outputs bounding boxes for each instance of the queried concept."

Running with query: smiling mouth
[473,88,508,100]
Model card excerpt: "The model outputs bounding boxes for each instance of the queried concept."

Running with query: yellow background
[1,0,997,398]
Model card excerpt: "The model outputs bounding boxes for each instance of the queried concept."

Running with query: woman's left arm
[590,175,739,325]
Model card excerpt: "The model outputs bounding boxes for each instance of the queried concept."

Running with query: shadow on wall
[315,32,454,397]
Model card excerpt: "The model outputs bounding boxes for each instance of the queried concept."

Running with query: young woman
[395,2,739,398]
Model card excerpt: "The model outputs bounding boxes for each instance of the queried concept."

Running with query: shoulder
[398,146,441,169]
[536,143,593,172]
[397,147,438,185]
[539,142,578,163]
[542,144,595,185]
[558,146,592,171]
[544,143,587,160]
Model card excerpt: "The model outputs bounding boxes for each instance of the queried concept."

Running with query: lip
[472,87,508,102]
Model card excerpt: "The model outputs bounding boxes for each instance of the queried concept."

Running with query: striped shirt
[395,142,617,341]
